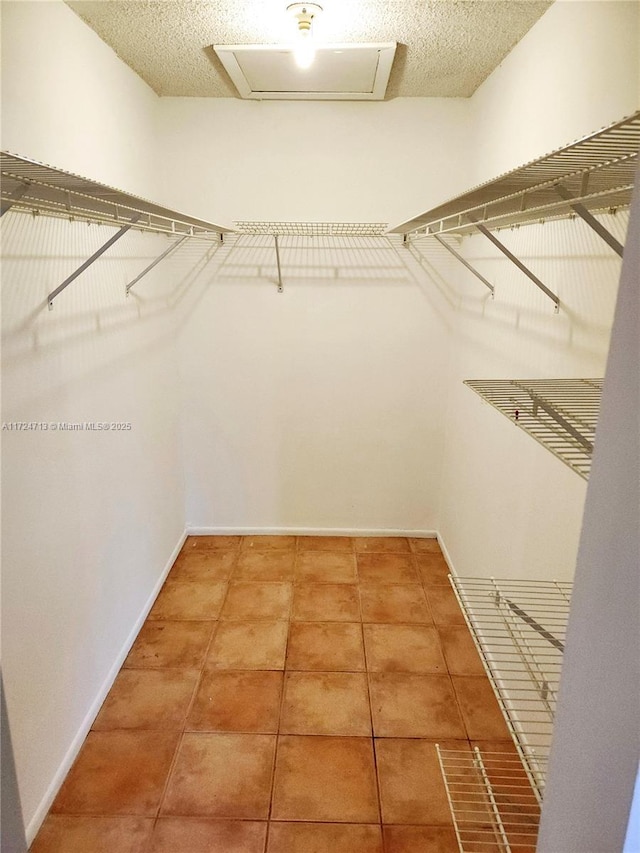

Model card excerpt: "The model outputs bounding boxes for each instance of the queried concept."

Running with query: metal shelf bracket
[429,231,495,297]
[125,235,188,296]
[274,234,283,293]
[554,182,624,257]
[472,220,560,312]
[48,215,141,309]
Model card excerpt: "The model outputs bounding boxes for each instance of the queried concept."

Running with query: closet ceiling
[65,0,552,98]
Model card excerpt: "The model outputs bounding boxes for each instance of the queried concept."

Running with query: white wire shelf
[1,151,230,237]
[465,378,602,480]
[449,576,572,801]
[437,746,541,853]
[234,221,388,236]
[391,110,640,236]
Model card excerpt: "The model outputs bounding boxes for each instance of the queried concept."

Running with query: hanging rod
[391,110,640,237]
[1,151,231,238]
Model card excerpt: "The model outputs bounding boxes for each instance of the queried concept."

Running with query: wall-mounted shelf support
[2,151,231,309]
[472,221,560,312]
[48,216,141,309]
[449,575,572,800]
[464,378,602,479]
[1,183,30,217]
[554,182,624,257]
[526,388,593,454]
[274,234,283,293]
[125,235,188,296]
[429,231,495,296]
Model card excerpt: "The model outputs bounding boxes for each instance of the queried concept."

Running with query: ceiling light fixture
[287,3,323,70]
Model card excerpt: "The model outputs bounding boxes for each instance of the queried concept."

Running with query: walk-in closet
[1,2,639,852]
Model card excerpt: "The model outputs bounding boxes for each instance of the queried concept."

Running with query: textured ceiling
[66,0,552,98]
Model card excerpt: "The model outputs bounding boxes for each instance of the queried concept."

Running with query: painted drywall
[1,218,187,838]
[470,0,640,183]
[0,1,186,840]
[538,169,639,853]
[157,98,471,533]
[435,213,627,582]
[156,97,470,228]
[436,0,638,583]
[1,0,159,195]
[176,234,456,532]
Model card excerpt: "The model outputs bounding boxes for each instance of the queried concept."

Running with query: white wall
[437,0,639,582]
[0,0,159,195]
[158,98,471,533]
[470,0,640,183]
[177,235,456,533]
[0,1,187,841]
[538,166,640,853]
[157,97,470,228]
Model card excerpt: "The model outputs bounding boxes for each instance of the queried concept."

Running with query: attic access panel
[214,43,397,100]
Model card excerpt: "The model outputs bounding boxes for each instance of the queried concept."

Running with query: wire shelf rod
[416,180,634,237]
[449,576,572,800]
[235,220,388,236]
[1,151,230,238]
[464,378,602,480]
[391,110,640,236]
[437,746,541,853]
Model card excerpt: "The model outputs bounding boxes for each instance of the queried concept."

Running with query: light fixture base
[286,3,323,33]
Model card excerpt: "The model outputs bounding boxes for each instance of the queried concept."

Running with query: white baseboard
[187,526,439,538]
[436,532,459,578]
[25,529,187,846]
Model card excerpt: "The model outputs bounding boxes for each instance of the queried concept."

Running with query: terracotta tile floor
[32,536,516,853]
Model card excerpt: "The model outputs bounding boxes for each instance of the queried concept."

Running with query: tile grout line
[358,577,385,837]
[414,550,476,748]
[150,542,240,834]
[264,552,296,853]
[355,549,387,839]
[176,542,240,724]
[40,536,483,851]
